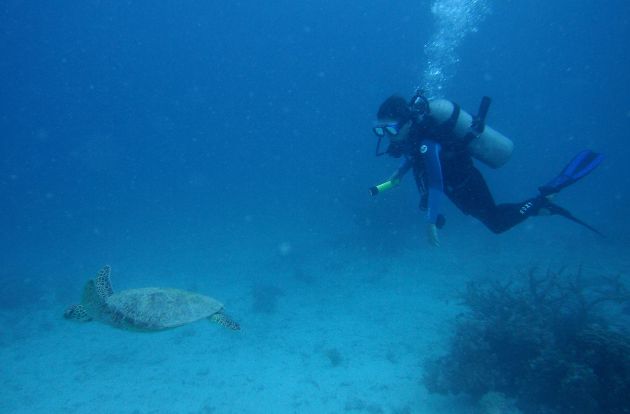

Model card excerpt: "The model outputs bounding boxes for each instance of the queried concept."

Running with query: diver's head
[373,95,413,143]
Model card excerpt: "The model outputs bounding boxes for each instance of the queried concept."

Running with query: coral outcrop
[423,268,630,414]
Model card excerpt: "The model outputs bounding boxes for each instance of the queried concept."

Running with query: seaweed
[423,267,630,414]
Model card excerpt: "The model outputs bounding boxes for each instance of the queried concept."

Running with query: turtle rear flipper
[210,312,240,330]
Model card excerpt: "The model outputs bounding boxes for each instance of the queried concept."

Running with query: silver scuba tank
[427,99,514,169]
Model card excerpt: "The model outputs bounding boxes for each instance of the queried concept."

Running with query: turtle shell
[105,287,224,330]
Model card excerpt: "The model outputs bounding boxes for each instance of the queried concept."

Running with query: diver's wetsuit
[395,138,534,234]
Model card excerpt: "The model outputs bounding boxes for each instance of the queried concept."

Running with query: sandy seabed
[2,224,626,414]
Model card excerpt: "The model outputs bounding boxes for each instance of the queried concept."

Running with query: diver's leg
[445,167,531,234]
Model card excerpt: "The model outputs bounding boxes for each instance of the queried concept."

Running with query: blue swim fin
[539,150,604,196]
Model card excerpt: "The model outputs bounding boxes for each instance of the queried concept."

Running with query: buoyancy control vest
[420,98,514,169]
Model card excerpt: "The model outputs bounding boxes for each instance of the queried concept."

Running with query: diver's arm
[369,158,412,197]
[422,140,444,246]
[389,157,413,181]
[423,140,444,224]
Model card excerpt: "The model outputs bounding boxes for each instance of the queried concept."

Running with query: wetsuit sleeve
[422,140,444,224]
[392,157,413,180]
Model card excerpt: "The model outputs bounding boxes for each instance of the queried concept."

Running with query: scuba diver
[370,90,604,246]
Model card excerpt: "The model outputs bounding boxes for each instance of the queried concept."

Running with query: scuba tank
[410,91,514,169]
[427,99,513,168]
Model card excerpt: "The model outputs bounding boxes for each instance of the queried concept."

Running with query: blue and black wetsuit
[393,138,534,234]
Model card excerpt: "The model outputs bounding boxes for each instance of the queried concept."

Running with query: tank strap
[435,102,460,137]
[420,101,471,155]
[462,132,478,146]
[429,102,470,154]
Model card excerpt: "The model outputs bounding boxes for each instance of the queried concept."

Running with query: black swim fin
[539,149,604,196]
[540,199,604,237]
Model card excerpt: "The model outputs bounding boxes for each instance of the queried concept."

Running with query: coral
[423,267,630,414]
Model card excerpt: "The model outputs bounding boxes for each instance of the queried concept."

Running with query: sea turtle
[64,265,240,331]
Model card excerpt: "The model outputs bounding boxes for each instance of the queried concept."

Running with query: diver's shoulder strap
[435,102,460,137]
[417,101,460,138]
[416,101,463,154]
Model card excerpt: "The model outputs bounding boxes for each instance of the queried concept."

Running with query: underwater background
[1,1,629,413]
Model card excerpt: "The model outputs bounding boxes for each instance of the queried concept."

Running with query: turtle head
[64,304,93,322]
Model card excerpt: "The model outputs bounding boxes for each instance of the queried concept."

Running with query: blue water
[1,1,629,413]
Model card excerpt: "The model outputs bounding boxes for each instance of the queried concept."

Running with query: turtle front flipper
[95,265,114,298]
[209,312,240,330]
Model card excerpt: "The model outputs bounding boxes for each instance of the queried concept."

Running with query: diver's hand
[427,223,440,247]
